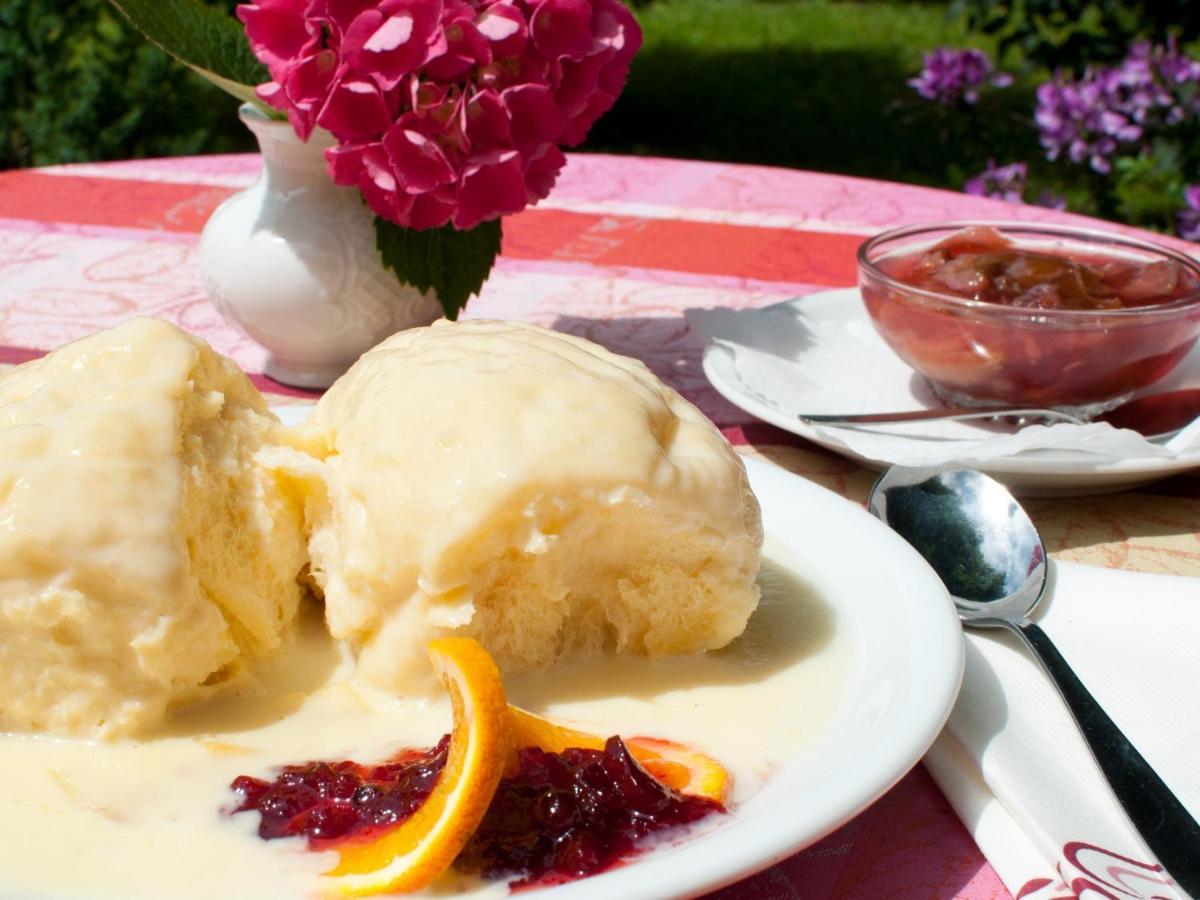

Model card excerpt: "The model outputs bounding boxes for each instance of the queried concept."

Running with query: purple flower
[1034,190,1068,211]
[1158,40,1200,87]
[1035,78,1129,174]
[1035,40,1200,174]
[964,159,1028,203]
[909,47,1012,106]
[1179,186,1200,242]
[963,160,1068,210]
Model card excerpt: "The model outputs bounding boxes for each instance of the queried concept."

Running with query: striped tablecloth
[1,152,1198,898]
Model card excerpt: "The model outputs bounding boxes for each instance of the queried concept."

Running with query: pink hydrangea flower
[237,0,642,230]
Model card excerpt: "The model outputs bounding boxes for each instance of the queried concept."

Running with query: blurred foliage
[0,0,252,170]
[587,0,1013,189]
[951,0,1200,73]
[1110,140,1194,232]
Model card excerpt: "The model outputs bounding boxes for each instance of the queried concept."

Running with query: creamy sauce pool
[0,544,850,899]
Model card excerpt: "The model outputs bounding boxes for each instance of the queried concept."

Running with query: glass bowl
[857,221,1200,416]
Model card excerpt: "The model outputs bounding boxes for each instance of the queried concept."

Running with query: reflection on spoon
[867,465,1200,898]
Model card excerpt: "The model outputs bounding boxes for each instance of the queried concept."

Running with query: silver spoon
[867,465,1200,897]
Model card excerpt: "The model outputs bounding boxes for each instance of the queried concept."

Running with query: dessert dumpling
[0,319,308,738]
[298,319,762,691]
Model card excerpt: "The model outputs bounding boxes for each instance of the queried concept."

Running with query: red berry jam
[458,737,722,886]
[230,735,724,885]
[230,737,449,846]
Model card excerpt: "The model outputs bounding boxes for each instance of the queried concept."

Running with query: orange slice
[323,638,508,897]
[506,706,731,805]
[506,705,605,755]
[624,736,731,803]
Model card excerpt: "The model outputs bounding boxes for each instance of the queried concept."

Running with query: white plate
[273,407,964,899]
[537,460,964,897]
[701,290,1200,496]
[2,445,961,900]
[532,456,963,899]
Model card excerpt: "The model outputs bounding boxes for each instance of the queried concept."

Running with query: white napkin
[923,561,1200,899]
[684,292,1200,467]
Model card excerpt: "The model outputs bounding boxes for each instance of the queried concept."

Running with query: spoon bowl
[868,465,1200,896]
[865,464,1047,623]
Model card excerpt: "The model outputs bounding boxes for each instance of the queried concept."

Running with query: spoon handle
[796,407,1085,426]
[1003,618,1200,896]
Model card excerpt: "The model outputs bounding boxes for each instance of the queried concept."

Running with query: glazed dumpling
[0,319,309,738]
[296,319,763,692]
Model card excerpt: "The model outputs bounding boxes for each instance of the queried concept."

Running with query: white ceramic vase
[199,104,442,388]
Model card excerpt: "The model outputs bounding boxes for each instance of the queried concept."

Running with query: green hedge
[954,0,1200,71]
[0,0,250,169]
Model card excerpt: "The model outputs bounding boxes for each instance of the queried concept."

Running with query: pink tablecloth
[1,152,1197,898]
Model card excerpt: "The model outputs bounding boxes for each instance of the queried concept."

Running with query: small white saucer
[698,289,1200,496]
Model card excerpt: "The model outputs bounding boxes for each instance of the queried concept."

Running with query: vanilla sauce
[0,542,849,899]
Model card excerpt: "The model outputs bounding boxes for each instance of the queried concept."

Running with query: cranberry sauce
[230,736,449,846]
[457,737,723,886]
[230,735,724,885]
[879,225,1200,311]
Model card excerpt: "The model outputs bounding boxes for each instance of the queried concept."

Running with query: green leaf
[374,217,502,320]
[105,0,268,106]
[1111,145,1185,231]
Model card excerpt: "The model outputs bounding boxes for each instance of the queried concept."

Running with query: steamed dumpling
[0,319,309,738]
[297,319,763,691]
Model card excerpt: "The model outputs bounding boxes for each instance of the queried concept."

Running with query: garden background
[4,0,1199,236]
